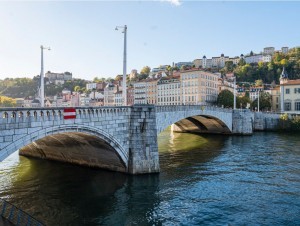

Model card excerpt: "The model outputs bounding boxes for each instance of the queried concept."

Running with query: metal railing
[0,198,45,226]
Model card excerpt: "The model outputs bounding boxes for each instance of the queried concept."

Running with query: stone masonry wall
[253,112,281,131]
[232,109,254,135]
[128,105,159,174]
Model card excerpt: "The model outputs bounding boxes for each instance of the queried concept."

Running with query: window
[284,102,291,111]
[286,89,290,94]
[295,102,300,111]
[294,88,300,93]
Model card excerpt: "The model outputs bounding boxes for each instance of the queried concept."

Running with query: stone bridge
[0,105,255,174]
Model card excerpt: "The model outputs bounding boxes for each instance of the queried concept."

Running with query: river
[0,130,300,225]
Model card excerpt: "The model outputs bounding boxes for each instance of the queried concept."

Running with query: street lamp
[233,76,236,110]
[115,25,127,106]
[257,90,260,112]
[40,45,50,107]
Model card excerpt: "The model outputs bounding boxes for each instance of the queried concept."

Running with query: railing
[0,198,45,226]
[0,106,131,124]
[155,104,233,113]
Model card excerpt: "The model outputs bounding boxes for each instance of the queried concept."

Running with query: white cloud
[163,0,182,6]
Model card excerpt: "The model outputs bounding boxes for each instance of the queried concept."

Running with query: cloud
[163,0,182,6]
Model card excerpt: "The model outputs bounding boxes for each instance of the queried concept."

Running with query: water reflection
[0,130,299,225]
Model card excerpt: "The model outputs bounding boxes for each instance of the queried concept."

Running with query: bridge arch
[155,105,233,134]
[0,125,128,172]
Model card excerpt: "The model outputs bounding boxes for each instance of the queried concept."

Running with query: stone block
[4,136,13,142]
[14,128,28,135]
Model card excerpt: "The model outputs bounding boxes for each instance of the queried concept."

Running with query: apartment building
[157,77,181,105]
[249,87,264,101]
[180,69,219,105]
[114,91,123,106]
[133,81,147,104]
[127,86,134,106]
[104,83,116,106]
[146,79,158,104]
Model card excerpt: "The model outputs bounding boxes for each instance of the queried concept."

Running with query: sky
[0,1,300,81]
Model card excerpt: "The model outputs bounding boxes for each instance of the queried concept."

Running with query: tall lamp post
[233,76,236,110]
[257,90,260,112]
[40,45,50,107]
[115,25,127,106]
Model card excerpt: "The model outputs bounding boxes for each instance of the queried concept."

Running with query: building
[270,86,280,112]
[114,91,123,106]
[15,98,24,107]
[157,77,181,105]
[249,86,264,101]
[218,76,235,94]
[263,47,275,55]
[180,69,219,105]
[146,79,158,104]
[245,54,263,64]
[104,83,116,106]
[281,47,289,54]
[193,59,202,68]
[262,55,272,63]
[212,54,229,68]
[45,71,72,83]
[280,68,300,113]
[127,86,134,106]
[133,81,147,104]
[202,56,212,69]
[86,83,97,90]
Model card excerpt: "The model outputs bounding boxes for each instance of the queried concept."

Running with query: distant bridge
[0,105,273,174]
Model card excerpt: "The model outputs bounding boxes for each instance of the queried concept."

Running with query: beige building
[180,69,219,105]
[218,77,235,94]
[146,79,158,104]
[280,68,300,113]
[270,86,280,112]
[157,77,181,105]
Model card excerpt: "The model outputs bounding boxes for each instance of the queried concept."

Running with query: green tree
[74,86,81,92]
[224,61,234,73]
[217,90,234,108]
[238,58,246,66]
[237,96,251,109]
[140,66,151,76]
[255,79,263,87]
[251,92,272,111]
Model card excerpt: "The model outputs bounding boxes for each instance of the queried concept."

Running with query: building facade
[157,77,181,105]
[180,69,219,105]
[280,68,300,113]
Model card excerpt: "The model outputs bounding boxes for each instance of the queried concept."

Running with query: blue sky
[0,1,299,80]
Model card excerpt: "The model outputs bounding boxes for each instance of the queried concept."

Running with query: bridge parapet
[0,106,131,125]
[155,105,232,113]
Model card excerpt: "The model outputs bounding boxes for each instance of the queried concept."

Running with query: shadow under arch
[2,125,128,173]
[172,115,231,134]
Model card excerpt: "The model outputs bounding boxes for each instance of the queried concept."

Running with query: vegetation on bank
[279,113,300,131]
[0,95,16,107]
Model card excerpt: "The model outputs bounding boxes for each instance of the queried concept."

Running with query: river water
[0,130,300,225]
